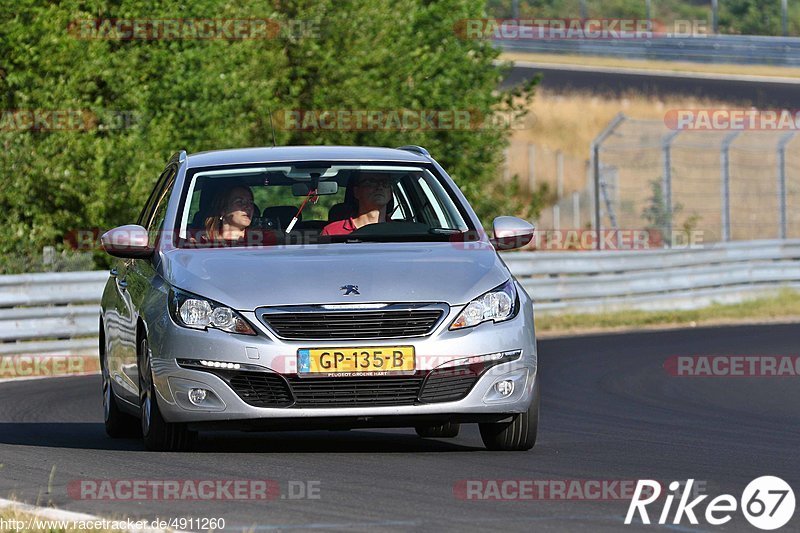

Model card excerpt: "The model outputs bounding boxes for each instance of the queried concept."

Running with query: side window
[415,177,449,227]
[146,166,177,245]
[394,180,416,221]
[138,164,179,225]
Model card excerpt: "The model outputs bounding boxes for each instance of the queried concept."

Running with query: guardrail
[506,239,800,313]
[0,240,798,355]
[498,35,800,66]
[0,271,106,356]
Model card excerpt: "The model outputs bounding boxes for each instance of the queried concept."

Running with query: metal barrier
[506,239,800,313]
[0,240,798,355]
[499,34,800,66]
[0,271,106,356]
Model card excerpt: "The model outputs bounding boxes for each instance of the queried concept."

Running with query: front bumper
[147,292,537,426]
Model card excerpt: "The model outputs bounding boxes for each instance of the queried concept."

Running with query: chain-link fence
[504,114,800,247]
[503,140,593,231]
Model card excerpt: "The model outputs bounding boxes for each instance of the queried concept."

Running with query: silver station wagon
[99,145,539,451]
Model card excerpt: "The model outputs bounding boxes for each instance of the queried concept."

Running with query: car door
[111,165,177,403]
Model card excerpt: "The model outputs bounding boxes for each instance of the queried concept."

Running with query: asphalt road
[506,64,800,108]
[0,323,798,532]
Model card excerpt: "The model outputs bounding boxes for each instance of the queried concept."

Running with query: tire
[415,422,460,438]
[479,373,540,451]
[101,328,140,438]
[139,335,197,452]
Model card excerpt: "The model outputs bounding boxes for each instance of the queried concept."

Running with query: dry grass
[511,89,735,161]
[501,51,800,79]
[502,89,800,239]
[504,89,735,201]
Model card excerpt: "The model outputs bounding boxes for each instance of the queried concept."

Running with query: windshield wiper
[429,228,463,235]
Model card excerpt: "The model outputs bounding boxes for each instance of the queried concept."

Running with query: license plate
[297,346,415,375]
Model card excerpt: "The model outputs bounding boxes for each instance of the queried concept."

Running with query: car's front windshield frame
[171,160,477,249]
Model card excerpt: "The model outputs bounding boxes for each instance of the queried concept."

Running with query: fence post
[720,132,740,242]
[591,113,626,249]
[553,204,560,231]
[782,0,789,37]
[42,246,55,269]
[556,150,564,200]
[662,131,680,246]
[777,132,796,239]
[527,144,536,192]
[572,191,580,228]
[711,0,719,34]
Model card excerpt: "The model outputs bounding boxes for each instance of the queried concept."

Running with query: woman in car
[203,185,256,241]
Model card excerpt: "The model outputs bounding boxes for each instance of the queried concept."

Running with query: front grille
[227,371,294,408]
[259,306,445,340]
[182,352,502,408]
[419,366,481,403]
[286,376,424,407]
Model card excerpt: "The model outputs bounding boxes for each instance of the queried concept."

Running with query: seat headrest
[261,205,299,229]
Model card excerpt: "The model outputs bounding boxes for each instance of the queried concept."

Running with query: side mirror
[491,216,534,251]
[101,224,153,259]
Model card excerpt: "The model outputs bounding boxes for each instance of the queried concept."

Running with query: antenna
[268,108,277,147]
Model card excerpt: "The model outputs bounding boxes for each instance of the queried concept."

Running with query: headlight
[450,279,518,330]
[168,287,256,335]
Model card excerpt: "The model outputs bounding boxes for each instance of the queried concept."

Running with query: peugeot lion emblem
[340,284,360,295]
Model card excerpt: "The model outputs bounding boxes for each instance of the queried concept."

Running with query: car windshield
[175,163,472,248]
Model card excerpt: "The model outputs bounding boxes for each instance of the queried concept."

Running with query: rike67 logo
[626,477,795,530]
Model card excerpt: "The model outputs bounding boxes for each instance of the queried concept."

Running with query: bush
[0,0,537,273]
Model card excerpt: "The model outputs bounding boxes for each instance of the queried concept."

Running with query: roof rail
[170,149,188,164]
[396,145,430,157]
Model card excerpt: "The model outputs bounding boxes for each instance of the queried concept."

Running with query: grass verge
[0,508,125,533]
[536,289,800,336]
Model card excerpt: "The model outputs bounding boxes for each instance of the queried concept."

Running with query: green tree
[641,178,672,245]
[0,0,535,273]
[719,0,784,35]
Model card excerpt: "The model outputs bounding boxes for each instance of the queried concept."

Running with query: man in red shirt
[321,172,393,236]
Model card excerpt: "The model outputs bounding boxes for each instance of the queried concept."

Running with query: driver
[321,172,393,236]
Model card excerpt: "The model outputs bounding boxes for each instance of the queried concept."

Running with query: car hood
[160,242,508,310]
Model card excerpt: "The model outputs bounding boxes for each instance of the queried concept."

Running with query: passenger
[321,172,393,236]
[203,185,255,242]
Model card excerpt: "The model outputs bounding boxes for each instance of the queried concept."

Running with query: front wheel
[102,352,140,438]
[479,373,540,451]
[139,336,196,451]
